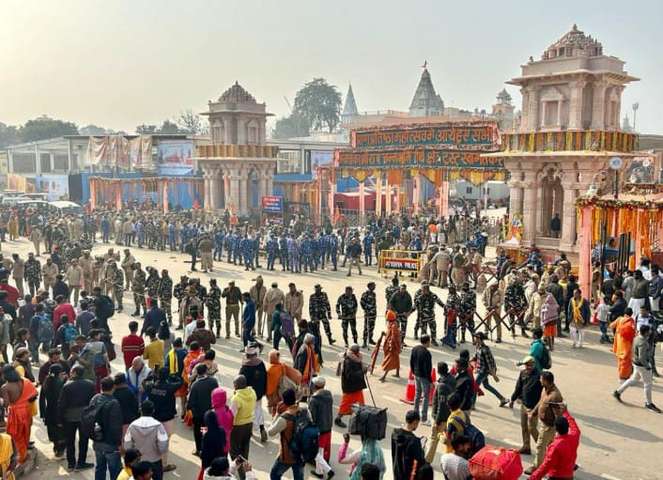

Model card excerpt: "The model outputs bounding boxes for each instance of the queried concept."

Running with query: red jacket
[0,284,19,307]
[53,303,76,331]
[121,333,145,369]
[530,411,580,480]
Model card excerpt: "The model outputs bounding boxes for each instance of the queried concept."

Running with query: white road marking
[600,474,624,480]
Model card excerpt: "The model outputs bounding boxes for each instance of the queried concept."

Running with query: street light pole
[632,102,639,131]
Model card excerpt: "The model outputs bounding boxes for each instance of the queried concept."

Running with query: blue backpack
[37,314,54,343]
[62,323,78,345]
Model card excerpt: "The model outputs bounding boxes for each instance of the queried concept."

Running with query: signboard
[35,174,69,201]
[337,149,503,170]
[353,124,498,150]
[382,257,420,271]
[261,195,283,214]
[157,140,193,167]
[378,249,425,275]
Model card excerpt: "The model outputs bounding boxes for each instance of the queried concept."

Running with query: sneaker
[523,466,535,475]
[334,417,347,428]
[163,464,177,472]
[327,470,335,479]
[613,390,622,402]
[499,398,509,408]
[645,403,662,413]
[310,472,324,479]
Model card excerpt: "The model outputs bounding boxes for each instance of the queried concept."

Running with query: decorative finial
[421,60,428,70]
[572,23,578,31]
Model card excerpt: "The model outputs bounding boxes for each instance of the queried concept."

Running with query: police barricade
[377,249,425,277]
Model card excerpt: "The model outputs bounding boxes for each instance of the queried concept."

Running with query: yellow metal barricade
[378,249,425,277]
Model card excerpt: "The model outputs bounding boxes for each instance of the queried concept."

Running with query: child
[596,295,612,344]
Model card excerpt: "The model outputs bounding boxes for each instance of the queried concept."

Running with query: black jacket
[454,371,474,411]
[432,374,456,425]
[113,385,140,425]
[90,393,123,451]
[144,375,184,423]
[341,355,367,394]
[187,376,219,419]
[391,428,425,480]
[308,389,334,433]
[510,369,542,409]
[57,378,96,424]
[389,291,413,314]
[239,361,267,400]
[410,345,432,380]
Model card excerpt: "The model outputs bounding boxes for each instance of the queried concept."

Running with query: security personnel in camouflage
[413,282,444,346]
[206,278,222,336]
[145,267,160,303]
[111,262,124,312]
[132,262,147,316]
[360,282,378,348]
[158,269,173,325]
[385,276,400,305]
[309,284,335,344]
[459,282,477,343]
[336,286,358,347]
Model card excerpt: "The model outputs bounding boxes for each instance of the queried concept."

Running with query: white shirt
[441,452,471,480]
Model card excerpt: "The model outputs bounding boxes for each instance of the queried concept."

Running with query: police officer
[309,284,335,345]
[279,232,289,271]
[266,235,279,271]
[158,269,173,326]
[131,262,147,317]
[206,278,222,336]
[459,282,477,343]
[363,231,374,267]
[413,282,444,346]
[360,282,378,348]
[336,286,358,347]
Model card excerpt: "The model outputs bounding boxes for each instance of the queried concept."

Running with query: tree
[157,120,182,134]
[79,124,109,136]
[177,110,206,135]
[0,122,20,148]
[18,115,78,142]
[271,112,310,139]
[293,78,342,133]
[136,124,157,134]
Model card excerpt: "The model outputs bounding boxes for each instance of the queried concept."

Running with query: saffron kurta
[7,378,37,464]
[610,315,636,380]
[380,320,401,372]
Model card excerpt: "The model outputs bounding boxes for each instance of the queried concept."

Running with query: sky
[1,0,661,134]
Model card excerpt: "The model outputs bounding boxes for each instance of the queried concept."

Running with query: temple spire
[409,66,444,117]
[342,83,358,117]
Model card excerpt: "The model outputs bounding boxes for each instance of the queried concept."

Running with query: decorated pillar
[508,180,524,219]
[238,170,248,215]
[568,80,586,130]
[223,170,231,209]
[229,170,241,214]
[413,174,420,214]
[359,181,366,224]
[163,180,169,213]
[394,185,401,213]
[203,172,211,210]
[578,206,592,297]
[438,180,449,218]
[115,183,122,211]
[385,181,392,215]
[375,174,382,217]
[591,80,608,129]
[560,179,578,250]
[522,171,539,245]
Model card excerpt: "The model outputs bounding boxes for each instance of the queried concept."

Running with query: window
[248,126,258,144]
[277,150,301,174]
[466,186,473,194]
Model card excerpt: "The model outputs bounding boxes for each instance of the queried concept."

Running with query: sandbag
[349,404,387,440]
[469,445,523,480]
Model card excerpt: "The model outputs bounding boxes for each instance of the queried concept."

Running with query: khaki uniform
[42,262,59,292]
[12,258,24,296]
[66,265,84,304]
[121,253,136,290]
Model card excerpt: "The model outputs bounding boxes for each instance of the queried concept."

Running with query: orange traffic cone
[401,369,437,405]
[401,370,416,404]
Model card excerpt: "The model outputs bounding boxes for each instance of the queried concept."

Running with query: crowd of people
[0,203,658,480]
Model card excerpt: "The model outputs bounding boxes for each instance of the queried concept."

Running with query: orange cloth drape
[387,170,402,186]
[610,316,636,380]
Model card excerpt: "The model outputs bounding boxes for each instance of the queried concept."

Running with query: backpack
[96,295,115,319]
[349,404,388,440]
[38,315,54,343]
[279,311,294,338]
[539,342,552,370]
[283,410,319,463]
[277,368,298,397]
[81,399,110,442]
[62,324,78,345]
[451,415,485,456]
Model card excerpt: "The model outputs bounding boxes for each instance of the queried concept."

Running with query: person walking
[90,376,123,480]
[473,332,508,407]
[198,410,227,479]
[524,371,563,475]
[334,344,367,428]
[359,282,378,348]
[113,373,140,440]
[336,286,359,347]
[187,363,219,456]
[39,364,67,459]
[528,405,581,480]
[567,288,590,348]
[267,388,308,480]
[509,356,543,455]
[391,410,427,479]
[241,292,256,350]
[388,284,413,346]
[613,324,661,413]
[229,374,257,460]
[377,310,401,382]
[57,364,95,471]
[123,400,169,480]
[410,335,434,425]
[238,344,268,442]
[610,307,637,381]
[308,376,334,469]
[263,282,285,342]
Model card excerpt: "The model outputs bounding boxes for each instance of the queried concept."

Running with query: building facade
[487,25,640,254]
[195,82,278,214]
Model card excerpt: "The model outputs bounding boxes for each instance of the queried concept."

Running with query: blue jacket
[243,299,256,331]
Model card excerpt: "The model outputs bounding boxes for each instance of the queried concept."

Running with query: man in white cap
[309,376,334,477]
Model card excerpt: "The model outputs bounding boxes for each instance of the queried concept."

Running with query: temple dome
[218,81,257,104]
[542,24,603,60]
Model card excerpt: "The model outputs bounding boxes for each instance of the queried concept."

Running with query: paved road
[9,237,660,480]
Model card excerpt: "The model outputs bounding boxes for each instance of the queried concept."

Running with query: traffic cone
[401,370,416,404]
[401,369,437,405]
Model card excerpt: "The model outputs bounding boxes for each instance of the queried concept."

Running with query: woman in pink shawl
[541,292,559,351]
[210,387,234,455]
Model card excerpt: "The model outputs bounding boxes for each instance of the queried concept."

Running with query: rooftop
[542,24,603,60]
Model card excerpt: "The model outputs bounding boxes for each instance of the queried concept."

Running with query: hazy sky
[1,0,661,134]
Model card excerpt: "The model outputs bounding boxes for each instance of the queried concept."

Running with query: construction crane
[283,96,292,113]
